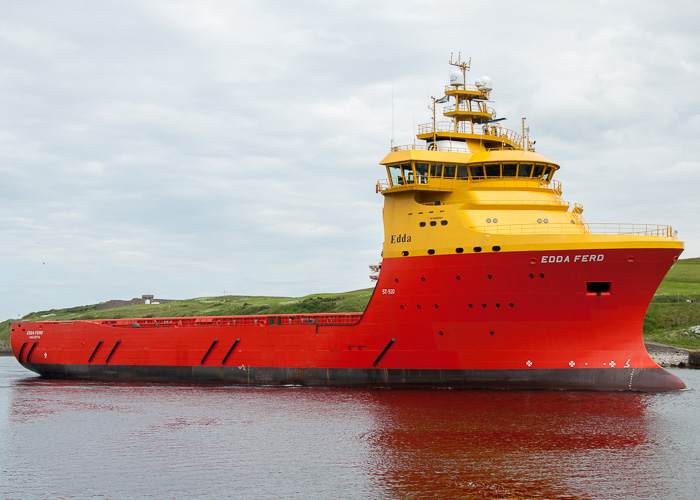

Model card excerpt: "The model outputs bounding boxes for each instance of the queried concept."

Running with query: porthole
[420,222,426,227]
[430,221,437,226]
[496,303,501,308]
[439,331,444,336]
[482,303,487,308]
[537,219,543,223]
[474,247,482,253]
[441,220,448,226]
[434,304,439,309]
[456,275,461,280]
[427,249,435,255]
[544,219,549,223]
[421,276,426,281]
[493,218,498,223]
[492,246,501,252]
[539,273,544,278]
[456,248,464,254]
[395,278,399,283]
[490,331,495,336]
[486,218,492,223]
[469,303,473,308]
[417,304,421,309]
[487,274,492,279]
[510,303,515,308]
[529,273,534,278]
[402,251,409,256]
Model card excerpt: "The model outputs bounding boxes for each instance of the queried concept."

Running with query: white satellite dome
[449,71,464,86]
[476,75,493,91]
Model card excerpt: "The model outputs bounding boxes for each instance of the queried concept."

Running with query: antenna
[449,52,471,85]
[522,117,531,150]
[429,97,437,146]
[391,68,394,149]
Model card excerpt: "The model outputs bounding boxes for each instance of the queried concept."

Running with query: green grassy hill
[3,257,700,349]
[644,257,700,348]
[0,290,374,345]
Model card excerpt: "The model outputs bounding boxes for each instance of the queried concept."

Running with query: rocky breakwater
[646,342,691,367]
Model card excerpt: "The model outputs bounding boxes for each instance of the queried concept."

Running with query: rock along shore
[645,342,693,367]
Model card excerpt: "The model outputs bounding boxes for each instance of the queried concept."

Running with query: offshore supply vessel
[11,55,685,390]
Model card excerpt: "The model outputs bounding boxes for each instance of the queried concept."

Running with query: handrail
[390,143,472,153]
[418,121,525,146]
[91,312,364,329]
[468,199,570,208]
[444,84,490,97]
[377,178,562,194]
[469,223,675,237]
[443,104,495,116]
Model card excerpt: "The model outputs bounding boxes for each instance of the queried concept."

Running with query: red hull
[11,248,686,390]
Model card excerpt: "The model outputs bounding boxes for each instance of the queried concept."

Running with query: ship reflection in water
[1,359,697,499]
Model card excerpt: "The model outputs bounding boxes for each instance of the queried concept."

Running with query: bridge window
[388,165,402,186]
[401,163,415,184]
[415,163,429,183]
[518,164,533,177]
[469,164,485,179]
[456,165,469,179]
[502,163,517,177]
[485,163,501,178]
[543,166,554,181]
[388,161,557,187]
[532,164,545,179]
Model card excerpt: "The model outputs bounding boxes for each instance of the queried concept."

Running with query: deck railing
[377,178,562,195]
[442,104,495,116]
[444,84,490,96]
[417,121,525,146]
[390,143,472,153]
[94,313,364,329]
[470,223,675,237]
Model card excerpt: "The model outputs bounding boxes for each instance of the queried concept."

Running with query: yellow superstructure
[378,54,682,260]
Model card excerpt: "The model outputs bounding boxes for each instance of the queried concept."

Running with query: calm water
[1,356,698,499]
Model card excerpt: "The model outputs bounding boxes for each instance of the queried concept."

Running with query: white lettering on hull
[540,254,605,264]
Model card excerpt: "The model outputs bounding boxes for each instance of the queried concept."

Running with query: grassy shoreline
[3,258,700,350]
[0,290,375,347]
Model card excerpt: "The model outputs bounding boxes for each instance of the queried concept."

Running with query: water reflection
[357,391,660,498]
[1,365,697,499]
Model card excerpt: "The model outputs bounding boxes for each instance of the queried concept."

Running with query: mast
[415,54,529,152]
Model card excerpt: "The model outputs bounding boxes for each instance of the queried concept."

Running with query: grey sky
[1,0,699,320]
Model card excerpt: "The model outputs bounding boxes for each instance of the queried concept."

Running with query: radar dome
[476,76,493,91]
[449,71,464,86]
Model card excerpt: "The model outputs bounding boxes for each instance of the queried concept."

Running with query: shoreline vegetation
[3,258,700,365]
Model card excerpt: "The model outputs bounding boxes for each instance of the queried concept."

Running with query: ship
[11,55,686,391]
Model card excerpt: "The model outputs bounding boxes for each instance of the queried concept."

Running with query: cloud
[0,0,699,319]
